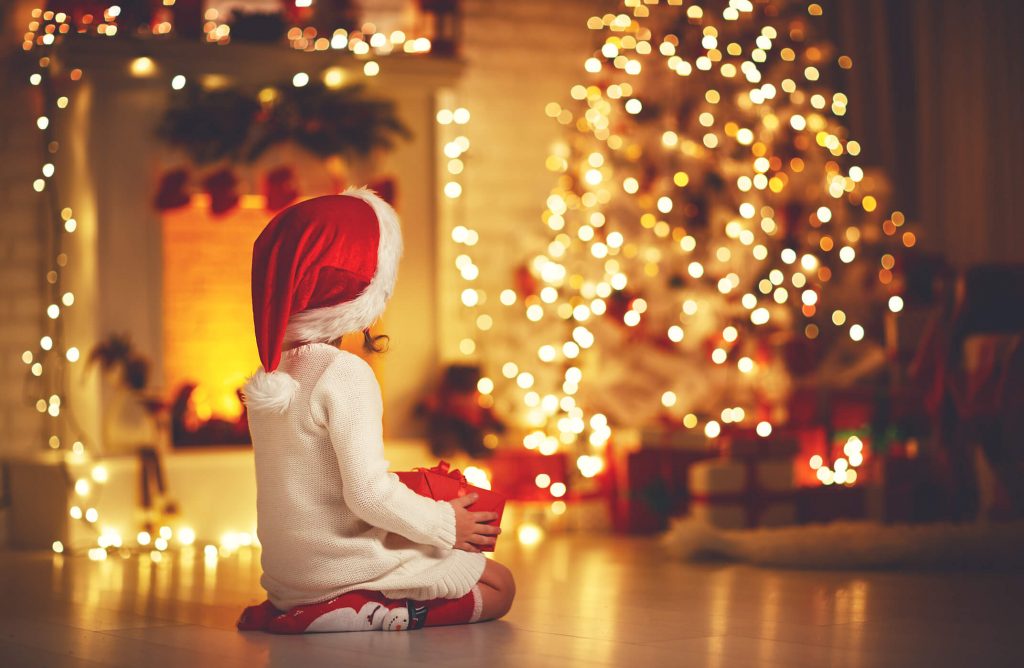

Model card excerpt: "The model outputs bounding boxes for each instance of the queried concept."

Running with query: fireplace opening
[162,197,264,446]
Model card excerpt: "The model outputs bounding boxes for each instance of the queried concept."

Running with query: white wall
[0,61,47,459]
[439,0,597,359]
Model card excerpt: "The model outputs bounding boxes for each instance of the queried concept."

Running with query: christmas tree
[469,0,907,484]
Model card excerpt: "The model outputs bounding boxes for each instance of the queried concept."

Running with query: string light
[24,5,445,557]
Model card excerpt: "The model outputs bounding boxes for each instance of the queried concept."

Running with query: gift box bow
[417,460,467,486]
[411,460,476,498]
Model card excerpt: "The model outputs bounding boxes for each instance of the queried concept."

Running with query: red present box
[487,450,569,501]
[721,426,800,457]
[609,444,716,533]
[396,461,506,551]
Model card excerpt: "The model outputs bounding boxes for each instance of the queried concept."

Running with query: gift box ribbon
[416,460,467,485]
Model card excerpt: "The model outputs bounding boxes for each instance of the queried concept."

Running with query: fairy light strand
[21,6,446,555]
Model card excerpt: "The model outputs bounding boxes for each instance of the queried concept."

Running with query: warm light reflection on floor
[3,534,1022,667]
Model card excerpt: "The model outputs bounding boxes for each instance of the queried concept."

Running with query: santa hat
[243,187,402,413]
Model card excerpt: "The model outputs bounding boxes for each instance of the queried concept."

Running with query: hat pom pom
[243,369,299,414]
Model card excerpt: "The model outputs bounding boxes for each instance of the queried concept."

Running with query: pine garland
[157,83,411,165]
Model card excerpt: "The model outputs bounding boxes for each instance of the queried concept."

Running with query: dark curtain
[824,0,1024,266]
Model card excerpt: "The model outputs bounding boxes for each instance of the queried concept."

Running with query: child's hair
[363,329,390,354]
[328,330,389,354]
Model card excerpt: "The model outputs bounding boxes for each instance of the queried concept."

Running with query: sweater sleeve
[310,353,456,550]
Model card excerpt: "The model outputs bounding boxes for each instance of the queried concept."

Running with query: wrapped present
[609,442,716,533]
[879,452,951,523]
[396,461,506,551]
[638,426,712,450]
[829,389,876,432]
[487,450,569,502]
[640,426,709,451]
[689,456,796,529]
[795,485,868,523]
[721,426,800,457]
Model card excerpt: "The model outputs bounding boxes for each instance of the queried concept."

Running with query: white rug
[663,517,1024,569]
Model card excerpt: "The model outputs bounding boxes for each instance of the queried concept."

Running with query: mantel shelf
[53,37,464,90]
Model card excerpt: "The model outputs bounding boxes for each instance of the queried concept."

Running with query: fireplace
[163,201,260,428]
[162,196,389,446]
[55,39,461,450]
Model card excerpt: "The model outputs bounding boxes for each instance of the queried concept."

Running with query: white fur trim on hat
[243,369,300,414]
[283,186,403,345]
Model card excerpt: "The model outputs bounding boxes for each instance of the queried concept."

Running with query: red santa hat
[243,187,402,413]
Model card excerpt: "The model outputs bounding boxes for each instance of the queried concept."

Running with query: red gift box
[487,450,569,501]
[396,461,506,552]
[609,444,716,533]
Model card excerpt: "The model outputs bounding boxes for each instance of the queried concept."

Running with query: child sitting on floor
[237,189,515,633]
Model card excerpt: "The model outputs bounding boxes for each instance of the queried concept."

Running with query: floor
[1,533,1022,668]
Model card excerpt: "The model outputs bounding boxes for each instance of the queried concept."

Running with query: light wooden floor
[1,533,1022,667]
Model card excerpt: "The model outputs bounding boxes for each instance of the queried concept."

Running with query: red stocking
[154,168,191,211]
[202,168,239,216]
[264,166,299,211]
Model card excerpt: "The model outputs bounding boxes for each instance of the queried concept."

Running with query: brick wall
[160,202,385,430]
[161,205,265,423]
[439,0,597,357]
[0,59,45,459]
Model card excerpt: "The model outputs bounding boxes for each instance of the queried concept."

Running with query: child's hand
[449,494,501,552]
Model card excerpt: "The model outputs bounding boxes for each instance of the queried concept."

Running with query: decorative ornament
[418,365,505,458]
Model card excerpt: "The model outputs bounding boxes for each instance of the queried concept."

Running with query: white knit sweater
[247,343,486,610]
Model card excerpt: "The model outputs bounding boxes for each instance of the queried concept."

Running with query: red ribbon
[418,460,467,485]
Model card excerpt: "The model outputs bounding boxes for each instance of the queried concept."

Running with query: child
[236,189,515,633]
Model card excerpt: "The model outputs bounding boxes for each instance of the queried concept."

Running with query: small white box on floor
[688,457,796,530]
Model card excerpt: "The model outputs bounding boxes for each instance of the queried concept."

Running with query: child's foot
[267,591,407,634]
[236,600,282,631]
